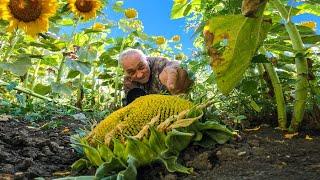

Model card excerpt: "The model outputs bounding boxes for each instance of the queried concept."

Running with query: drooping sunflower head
[0,0,57,37]
[68,0,102,21]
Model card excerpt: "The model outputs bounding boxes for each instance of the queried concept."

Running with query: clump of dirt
[138,125,320,180]
[0,118,84,179]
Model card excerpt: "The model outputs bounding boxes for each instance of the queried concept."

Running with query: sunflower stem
[270,0,308,132]
[114,37,126,108]
[31,59,42,90]
[56,18,80,84]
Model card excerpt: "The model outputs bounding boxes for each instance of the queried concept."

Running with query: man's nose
[136,71,143,79]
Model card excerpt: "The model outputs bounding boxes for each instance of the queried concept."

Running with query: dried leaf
[0,114,12,122]
[244,126,260,132]
[284,132,299,139]
[62,127,70,133]
[305,135,313,140]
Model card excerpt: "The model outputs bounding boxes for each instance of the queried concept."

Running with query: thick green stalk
[263,63,287,129]
[31,59,42,90]
[91,65,97,105]
[270,0,308,132]
[114,38,126,107]
[260,47,287,129]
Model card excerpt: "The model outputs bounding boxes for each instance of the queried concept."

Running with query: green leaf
[125,137,157,166]
[207,15,271,95]
[171,0,201,19]
[98,144,114,162]
[249,100,262,112]
[160,156,192,174]
[148,127,166,154]
[164,129,193,157]
[71,158,89,171]
[206,130,231,144]
[5,81,18,91]
[65,59,91,75]
[33,84,52,95]
[58,18,74,26]
[67,70,80,79]
[117,156,138,180]
[252,54,269,63]
[51,82,72,96]
[82,144,104,167]
[0,56,32,76]
[183,4,192,16]
[170,1,189,19]
[196,120,234,137]
[113,139,127,161]
[113,1,124,12]
[240,79,258,95]
[297,4,320,15]
[95,157,126,178]
[99,52,118,67]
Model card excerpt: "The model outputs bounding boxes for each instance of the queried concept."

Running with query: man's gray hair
[119,48,147,64]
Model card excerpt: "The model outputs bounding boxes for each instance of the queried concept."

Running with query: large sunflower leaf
[207,15,271,94]
[116,156,138,180]
[206,130,232,144]
[33,84,52,95]
[160,156,193,174]
[65,58,91,75]
[297,4,320,15]
[164,129,194,157]
[0,56,32,76]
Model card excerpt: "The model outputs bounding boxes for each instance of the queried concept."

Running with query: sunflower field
[0,0,320,179]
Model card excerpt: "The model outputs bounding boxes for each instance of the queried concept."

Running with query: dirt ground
[0,118,320,180]
[0,118,82,179]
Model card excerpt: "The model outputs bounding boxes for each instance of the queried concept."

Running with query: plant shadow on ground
[0,117,320,179]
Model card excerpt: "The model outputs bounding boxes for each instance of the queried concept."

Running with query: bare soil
[0,118,82,179]
[138,124,320,180]
[1,119,319,180]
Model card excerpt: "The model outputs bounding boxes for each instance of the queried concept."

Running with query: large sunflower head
[0,0,57,37]
[68,0,102,21]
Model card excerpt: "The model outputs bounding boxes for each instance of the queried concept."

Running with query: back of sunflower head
[86,94,194,146]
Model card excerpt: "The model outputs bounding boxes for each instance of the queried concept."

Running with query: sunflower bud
[156,36,166,45]
[125,8,138,19]
[172,35,180,42]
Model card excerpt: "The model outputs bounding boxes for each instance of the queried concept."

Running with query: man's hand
[159,67,192,94]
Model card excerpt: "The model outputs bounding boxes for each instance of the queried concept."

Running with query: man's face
[122,53,150,84]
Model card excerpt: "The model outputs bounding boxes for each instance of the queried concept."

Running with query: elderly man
[119,48,193,103]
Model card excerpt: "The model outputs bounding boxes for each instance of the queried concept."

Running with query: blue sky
[67,0,319,55]
[111,0,319,55]
[106,0,195,55]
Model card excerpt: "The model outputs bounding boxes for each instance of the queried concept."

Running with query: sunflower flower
[0,0,57,37]
[68,0,102,21]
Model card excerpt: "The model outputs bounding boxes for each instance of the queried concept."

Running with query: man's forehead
[123,54,145,66]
